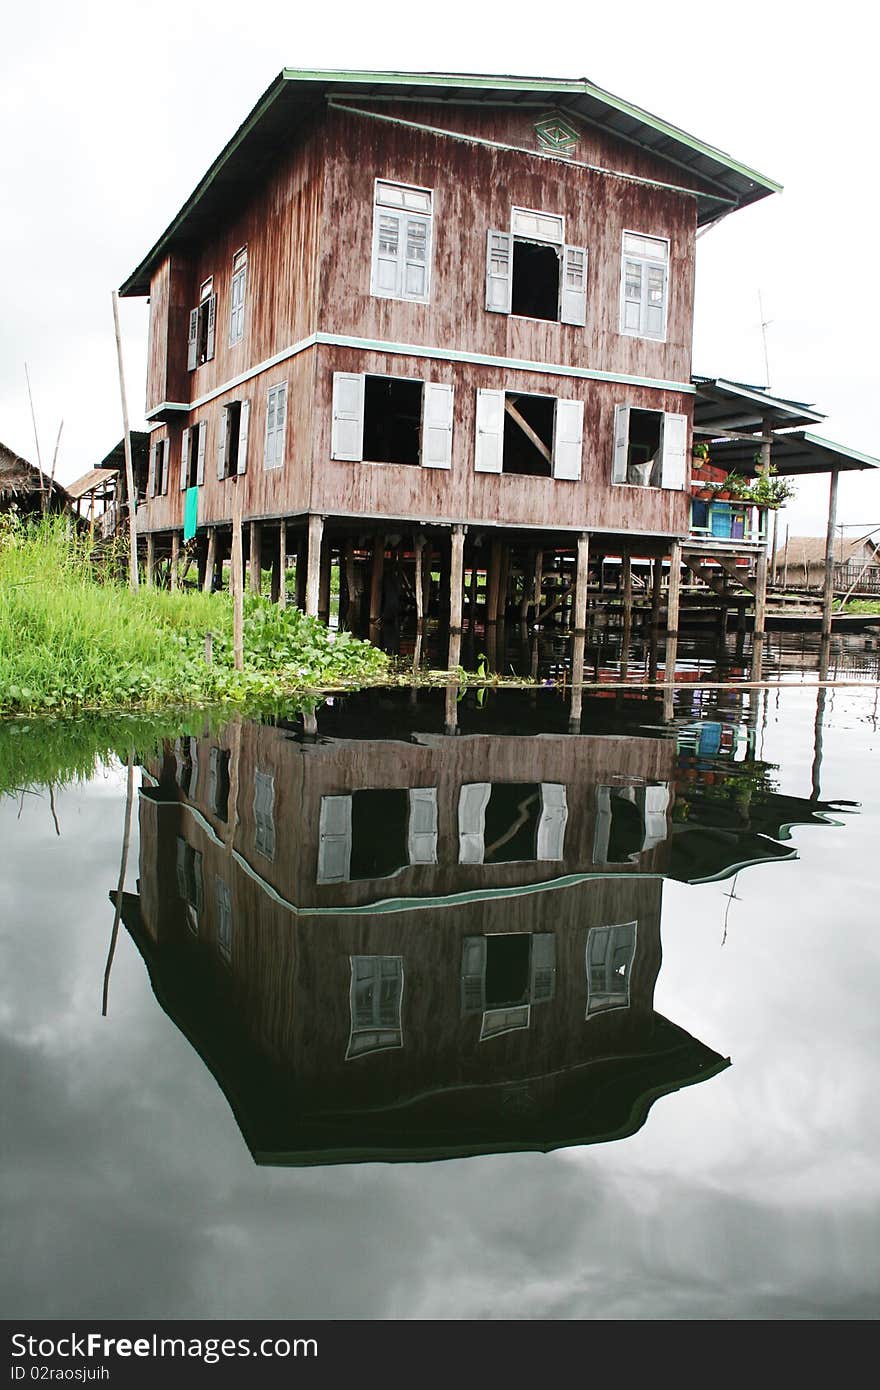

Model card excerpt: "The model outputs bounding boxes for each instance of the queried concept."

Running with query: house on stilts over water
[119,69,879,670]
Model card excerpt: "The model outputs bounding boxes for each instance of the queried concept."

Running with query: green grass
[0,517,387,716]
[841,599,880,616]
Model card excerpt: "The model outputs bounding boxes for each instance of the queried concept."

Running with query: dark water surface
[2,675,879,1320]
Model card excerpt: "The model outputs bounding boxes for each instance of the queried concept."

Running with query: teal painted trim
[316,332,696,394]
[327,99,734,208]
[144,401,189,420]
[286,68,782,192]
[190,333,318,410]
[801,432,880,470]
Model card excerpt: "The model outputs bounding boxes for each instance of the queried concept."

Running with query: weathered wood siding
[145,255,191,415]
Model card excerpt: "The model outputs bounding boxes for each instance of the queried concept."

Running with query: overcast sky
[2,1,876,537]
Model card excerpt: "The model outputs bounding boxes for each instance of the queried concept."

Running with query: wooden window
[317,787,438,883]
[229,247,247,346]
[187,277,216,370]
[593,782,670,863]
[612,407,688,489]
[263,383,287,470]
[214,877,232,962]
[180,422,206,489]
[217,401,245,480]
[253,769,275,859]
[457,782,568,863]
[370,180,433,304]
[619,232,669,340]
[208,746,230,821]
[346,955,404,1059]
[585,921,637,1016]
[460,932,556,1032]
[175,836,203,935]
[148,439,168,498]
[486,208,587,326]
[331,372,453,470]
[474,390,583,481]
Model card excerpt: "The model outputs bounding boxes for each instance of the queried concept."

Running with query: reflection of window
[619,231,668,340]
[175,837,202,934]
[370,180,432,304]
[174,737,199,797]
[347,955,404,1059]
[461,934,556,1039]
[586,921,636,1016]
[317,788,438,883]
[612,407,687,490]
[458,783,567,864]
[215,877,232,962]
[593,783,670,863]
[209,747,230,822]
[253,770,275,859]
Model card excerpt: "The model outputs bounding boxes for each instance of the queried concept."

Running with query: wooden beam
[683,555,731,600]
[504,397,551,465]
[573,532,590,632]
[305,514,324,618]
[714,555,757,596]
[754,546,769,639]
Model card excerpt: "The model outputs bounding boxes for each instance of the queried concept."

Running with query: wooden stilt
[203,527,216,594]
[145,534,155,589]
[305,514,324,618]
[497,545,510,624]
[414,534,425,629]
[249,521,262,595]
[318,537,332,622]
[231,487,244,670]
[270,531,281,603]
[486,539,502,624]
[295,532,307,611]
[278,520,287,609]
[664,540,682,687]
[569,630,586,732]
[343,540,358,629]
[532,550,544,625]
[520,549,535,624]
[469,556,479,616]
[170,532,179,591]
[447,524,466,670]
[821,469,840,639]
[369,532,385,630]
[574,531,590,632]
[753,547,769,640]
[651,555,663,626]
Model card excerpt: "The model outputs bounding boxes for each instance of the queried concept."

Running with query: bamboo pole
[278,519,287,610]
[414,534,425,628]
[48,419,63,502]
[24,362,46,507]
[102,755,135,1017]
[822,470,840,638]
[111,291,139,591]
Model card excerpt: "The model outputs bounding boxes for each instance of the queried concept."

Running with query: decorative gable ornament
[534,112,580,156]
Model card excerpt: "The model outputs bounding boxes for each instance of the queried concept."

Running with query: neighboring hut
[66,431,151,539]
[782,533,880,595]
[0,441,71,517]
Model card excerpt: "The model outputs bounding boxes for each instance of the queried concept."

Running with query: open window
[217,399,250,479]
[209,747,230,822]
[179,422,206,490]
[585,921,637,1016]
[370,180,433,304]
[461,933,556,1038]
[317,787,438,884]
[619,232,669,340]
[612,407,687,490]
[229,247,247,346]
[474,389,584,481]
[458,782,568,864]
[347,955,404,1059]
[593,783,670,864]
[331,372,453,469]
[253,769,275,860]
[486,208,587,326]
[147,438,169,497]
[175,837,203,934]
[187,277,216,370]
[214,877,232,962]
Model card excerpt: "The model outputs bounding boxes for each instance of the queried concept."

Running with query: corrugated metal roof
[693,377,825,433]
[709,430,880,477]
[121,69,781,296]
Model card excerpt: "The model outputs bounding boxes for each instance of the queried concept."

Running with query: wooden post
[231,485,244,670]
[170,532,179,591]
[574,532,590,632]
[447,524,466,670]
[369,532,385,630]
[497,545,510,624]
[343,540,358,629]
[249,521,262,595]
[520,549,535,624]
[318,537,332,622]
[651,556,663,626]
[753,546,769,640]
[486,539,502,624]
[203,528,216,594]
[295,532,307,611]
[414,534,426,629]
[278,519,287,610]
[569,629,586,732]
[111,290,139,591]
[821,469,840,639]
[270,530,281,603]
[145,534,155,588]
[664,540,682,686]
[306,514,324,618]
[770,508,780,585]
[214,533,227,593]
[782,525,790,590]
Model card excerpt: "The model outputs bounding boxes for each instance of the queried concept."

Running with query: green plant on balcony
[750,463,796,508]
[692,441,710,466]
[723,471,753,501]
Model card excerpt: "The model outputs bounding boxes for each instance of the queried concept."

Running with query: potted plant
[692,441,710,467]
[724,471,752,501]
[751,464,796,509]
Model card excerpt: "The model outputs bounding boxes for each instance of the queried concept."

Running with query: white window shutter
[593,785,612,863]
[474,389,504,474]
[536,783,568,860]
[237,399,250,474]
[187,308,199,371]
[642,783,670,851]
[407,787,438,864]
[612,406,630,484]
[458,782,491,864]
[205,293,216,361]
[421,383,454,469]
[179,427,191,490]
[372,208,403,297]
[196,424,206,485]
[460,936,487,1014]
[560,245,588,326]
[147,442,157,497]
[331,372,365,462]
[317,795,352,883]
[661,412,688,490]
[485,230,512,313]
[216,408,227,479]
[552,399,584,481]
[275,385,287,469]
[530,933,557,1003]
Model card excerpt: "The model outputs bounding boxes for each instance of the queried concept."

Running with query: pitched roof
[784,536,879,567]
[121,69,781,296]
[0,441,70,504]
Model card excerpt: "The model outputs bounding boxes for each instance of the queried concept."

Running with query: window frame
[263,382,288,471]
[228,247,247,347]
[346,954,405,1060]
[611,405,688,491]
[618,230,670,342]
[369,178,434,306]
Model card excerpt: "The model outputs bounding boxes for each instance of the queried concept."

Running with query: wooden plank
[504,397,551,465]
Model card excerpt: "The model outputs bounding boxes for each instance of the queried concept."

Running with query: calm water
[2,671,879,1320]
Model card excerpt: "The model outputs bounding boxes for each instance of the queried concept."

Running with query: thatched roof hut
[0,441,71,516]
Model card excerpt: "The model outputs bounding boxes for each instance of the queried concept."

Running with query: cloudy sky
[2,1,876,537]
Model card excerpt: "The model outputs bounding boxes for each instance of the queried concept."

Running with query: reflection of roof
[119,890,729,1166]
[121,69,780,295]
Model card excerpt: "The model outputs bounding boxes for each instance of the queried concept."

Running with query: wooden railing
[689,499,768,545]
